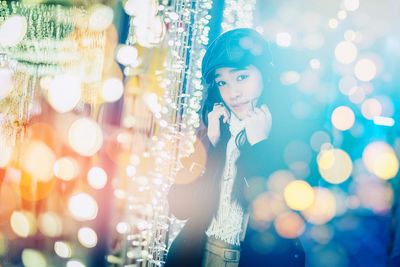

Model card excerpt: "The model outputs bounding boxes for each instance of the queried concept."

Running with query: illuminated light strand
[221,0,257,32]
[109,0,213,266]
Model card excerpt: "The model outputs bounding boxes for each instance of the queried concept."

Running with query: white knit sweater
[205,113,245,245]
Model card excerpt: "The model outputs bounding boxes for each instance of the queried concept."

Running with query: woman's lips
[231,101,249,109]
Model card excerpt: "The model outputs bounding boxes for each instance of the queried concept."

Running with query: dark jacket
[165,130,305,267]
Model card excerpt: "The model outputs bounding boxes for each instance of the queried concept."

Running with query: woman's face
[214,65,263,120]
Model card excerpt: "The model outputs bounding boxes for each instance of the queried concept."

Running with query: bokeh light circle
[274,212,305,238]
[68,118,103,157]
[284,180,315,211]
[78,227,98,248]
[362,142,399,180]
[354,59,377,82]
[54,157,79,181]
[335,41,358,64]
[48,74,81,113]
[0,15,27,47]
[302,187,336,225]
[20,140,56,182]
[331,106,355,131]
[318,148,353,184]
[87,166,108,189]
[68,193,98,221]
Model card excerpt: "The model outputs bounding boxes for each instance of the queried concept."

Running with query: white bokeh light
[0,15,27,47]
[77,227,98,248]
[276,32,292,47]
[88,4,114,31]
[344,0,360,11]
[87,166,108,189]
[335,41,358,64]
[116,45,139,66]
[48,74,81,113]
[101,78,124,102]
[354,59,377,82]
[124,0,158,17]
[331,106,355,131]
[68,193,98,221]
[68,118,103,157]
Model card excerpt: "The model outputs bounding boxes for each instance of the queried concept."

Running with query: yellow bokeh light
[373,153,399,180]
[318,148,353,184]
[20,140,56,182]
[284,180,315,211]
[10,211,36,238]
[88,4,114,32]
[0,15,27,47]
[302,187,336,225]
[54,241,72,258]
[328,19,338,29]
[38,212,63,237]
[354,59,377,82]
[68,118,103,157]
[54,157,79,181]
[68,193,98,221]
[0,68,14,100]
[337,10,347,20]
[78,227,98,248]
[331,106,355,131]
[363,142,399,180]
[87,166,108,189]
[22,249,47,267]
[48,74,81,113]
[274,212,305,239]
[335,41,357,64]
[361,98,382,120]
[101,77,124,102]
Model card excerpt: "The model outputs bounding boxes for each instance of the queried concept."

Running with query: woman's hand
[244,104,272,145]
[207,103,230,146]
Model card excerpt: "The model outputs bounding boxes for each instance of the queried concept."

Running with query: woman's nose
[230,87,241,99]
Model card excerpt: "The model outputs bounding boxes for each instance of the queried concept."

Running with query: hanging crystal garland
[221,0,257,32]
[107,0,212,266]
[150,0,213,264]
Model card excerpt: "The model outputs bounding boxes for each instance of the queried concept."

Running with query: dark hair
[201,28,273,147]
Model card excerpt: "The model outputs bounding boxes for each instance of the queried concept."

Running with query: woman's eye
[216,81,226,87]
[237,74,249,81]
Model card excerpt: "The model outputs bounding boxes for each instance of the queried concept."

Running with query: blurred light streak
[373,116,395,127]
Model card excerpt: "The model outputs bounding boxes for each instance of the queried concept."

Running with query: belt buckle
[224,250,239,261]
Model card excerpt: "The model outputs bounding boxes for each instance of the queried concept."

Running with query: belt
[205,237,241,262]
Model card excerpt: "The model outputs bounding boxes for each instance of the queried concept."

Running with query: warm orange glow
[274,212,305,238]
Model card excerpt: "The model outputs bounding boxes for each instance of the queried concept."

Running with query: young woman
[165,28,305,267]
